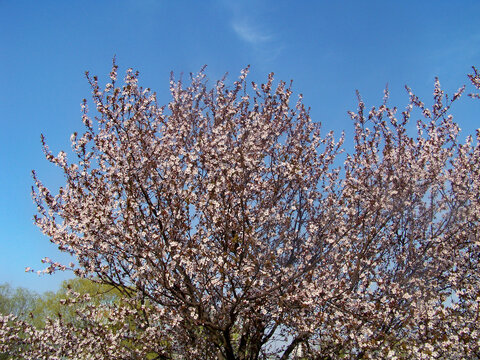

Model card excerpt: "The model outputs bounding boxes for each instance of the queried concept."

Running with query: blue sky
[1,0,479,293]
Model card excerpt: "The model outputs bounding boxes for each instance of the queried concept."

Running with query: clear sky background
[1,0,479,293]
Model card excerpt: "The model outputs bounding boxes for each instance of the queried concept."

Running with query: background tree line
[0,278,123,360]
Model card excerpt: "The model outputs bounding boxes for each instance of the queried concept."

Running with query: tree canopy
[0,278,123,359]
[1,63,480,359]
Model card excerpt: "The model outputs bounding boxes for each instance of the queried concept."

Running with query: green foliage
[0,284,39,360]
[31,277,122,328]
[0,278,126,359]
[1,278,122,326]
[0,283,38,319]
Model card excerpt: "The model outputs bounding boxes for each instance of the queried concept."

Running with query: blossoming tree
[1,62,479,359]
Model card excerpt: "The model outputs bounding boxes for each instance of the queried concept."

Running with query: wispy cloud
[232,20,272,44]
[219,0,283,63]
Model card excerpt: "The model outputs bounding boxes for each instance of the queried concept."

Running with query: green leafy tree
[0,279,132,360]
[31,277,123,328]
[0,283,39,319]
[0,284,39,360]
